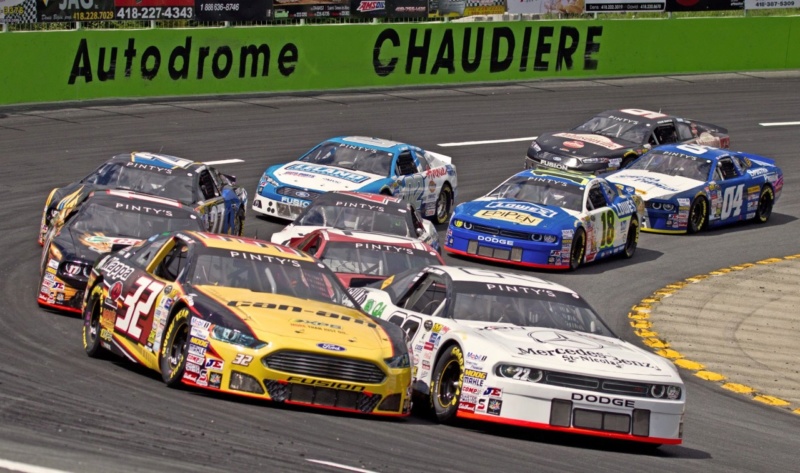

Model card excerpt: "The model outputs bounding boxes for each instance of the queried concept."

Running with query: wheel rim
[625,219,638,255]
[167,323,188,369]
[436,359,461,407]
[86,297,101,345]
[571,232,585,268]
[759,191,773,220]
[690,200,706,231]
[436,189,450,222]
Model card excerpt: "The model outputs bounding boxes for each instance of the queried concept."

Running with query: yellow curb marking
[754,395,790,407]
[630,320,652,329]
[635,329,658,338]
[722,383,755,394]
[674,359,704,371]
[628,312,649,320]
[793,408,800,415]
[656,349,683,359]
[696,371,726,382]
[643,338,669,349]
[757,258,783,264]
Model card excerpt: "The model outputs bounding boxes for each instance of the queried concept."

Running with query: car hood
[61,228,142,261]
[273,161,384,191]
[463,322,678,380]
[455,198,579,230]
[537,132,635,158]
[198,286,389,352]
[607,170,703,200]
[270,225,323,245]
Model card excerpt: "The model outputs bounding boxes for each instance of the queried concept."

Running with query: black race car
[39,152,247,245]
[524,108,729,174]
[38,190,204,313]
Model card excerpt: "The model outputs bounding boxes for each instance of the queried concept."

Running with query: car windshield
[296,205,412,237]
[82,163,194,203]
[190,249,352,306]
[451,281,615,337]
[320,242,441,276]
[300,141,394,177]
[628,151,712,181]
[69,202,203,238]
[487,175,583,211]
[574,116,651,144]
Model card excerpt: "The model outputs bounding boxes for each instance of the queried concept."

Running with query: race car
[38,190,204,313]
[270,191,441,252]
[606,144,783,234]
[81,231,412,416]
[348,266,685,446]
[524,109,729,174]
[444,168,643,270]
[289,228,445,288]
[39,152,248,245]
[252,136,457,224]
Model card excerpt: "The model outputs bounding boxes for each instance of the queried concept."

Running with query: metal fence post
[2,22,7,33]
[150,19,156,28]
[76,21,82,30]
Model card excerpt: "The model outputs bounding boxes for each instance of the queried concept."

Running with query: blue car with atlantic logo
[252,136,457,224]
[445,169,644,270]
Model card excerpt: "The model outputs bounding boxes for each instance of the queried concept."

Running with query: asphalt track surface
[1,72,799,473]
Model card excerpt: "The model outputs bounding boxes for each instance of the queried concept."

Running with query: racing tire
[622,216,639,259]
[233,210,245,236]
[434,184,454,225]
[430,344,464,424]
[160,307,190,388]
[569,228,586,271]
[620,153,637,170]
[82,285,109,359]
[754,186,774,224]
[688,197,708,234]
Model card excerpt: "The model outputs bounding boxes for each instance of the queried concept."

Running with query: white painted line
[204,159,245,165]
[438,136,537,147]
[759,121,800,127]
[0,459,74,473]
[306,459,380,473]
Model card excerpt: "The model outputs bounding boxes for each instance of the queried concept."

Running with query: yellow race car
[81,231,412,416]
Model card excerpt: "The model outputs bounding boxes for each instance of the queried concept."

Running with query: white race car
[349,266,685,446]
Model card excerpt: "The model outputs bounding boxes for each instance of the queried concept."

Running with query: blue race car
[445,168,644,270]
[606,144,783,234]
[252,136,457,224]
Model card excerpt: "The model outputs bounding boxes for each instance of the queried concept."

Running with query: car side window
[654,124,679,144]
[600,181,618,200]
[401,274,447,316]
[198,170,218,200]
[587,184,607,210]
[396,151,418,176]
[210,168,226,190]
[302,235,322,256]
[414,150,431,172]
[131,235,172,267]
[716,158,739,180]
[154,242,189,281]
[676,122,694,141]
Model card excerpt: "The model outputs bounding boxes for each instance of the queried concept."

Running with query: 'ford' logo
[317,343,346,352]
[296,191,310,198]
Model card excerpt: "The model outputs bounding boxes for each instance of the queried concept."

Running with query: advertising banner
[114,0,195,20]
[37,0,114,22]
[195,0,271,21]
[272,0,350,18]
[744,0,799,8]
[1,0,37,23]
[350,0,427,18]
[665,0,743,11]
[584,0,665,11]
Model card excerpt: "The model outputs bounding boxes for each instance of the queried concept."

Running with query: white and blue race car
[606,144,783,234]
[445,168,644,270]
[252,136,457,224]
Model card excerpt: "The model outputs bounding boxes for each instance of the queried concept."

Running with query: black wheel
[620,153,637,169]
[430,345,464,424]
[569,228,586,271]
[623,216,639,259]
[434,184,454,225]
[688,197,708,234]
[160,307,190,387]
[233,210,245,236]
[754,186,774,224]
[82,285,108,358]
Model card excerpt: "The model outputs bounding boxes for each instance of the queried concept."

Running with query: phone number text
[116,7,194,20]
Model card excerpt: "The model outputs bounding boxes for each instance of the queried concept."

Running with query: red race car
[289,228,444,288]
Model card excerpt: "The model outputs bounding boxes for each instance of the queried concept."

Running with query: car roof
[313,228,434,250]
[596,109,677,126]
[188,231,317,261]
[431,266,579,293]
[329,136,414,153]
[649,144,728,161]
[86,189,191,211]
[109,152,204,175]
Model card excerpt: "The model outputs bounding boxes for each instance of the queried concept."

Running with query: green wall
[1,17,799,105]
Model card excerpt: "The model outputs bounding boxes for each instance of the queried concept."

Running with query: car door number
[721,184,744,220]
[600,211,615,248]
[116,276,165,342]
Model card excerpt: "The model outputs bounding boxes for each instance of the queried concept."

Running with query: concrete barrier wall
[1,17,799,105]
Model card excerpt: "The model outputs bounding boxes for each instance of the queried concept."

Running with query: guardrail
[1,15,799,106]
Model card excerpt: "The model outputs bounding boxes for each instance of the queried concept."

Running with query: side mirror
[222,173,237,185]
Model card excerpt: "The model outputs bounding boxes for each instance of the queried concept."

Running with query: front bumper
[525,156,613,175]
[252,192,311,221]
[641,208,689,234]
[444,226,570,270]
